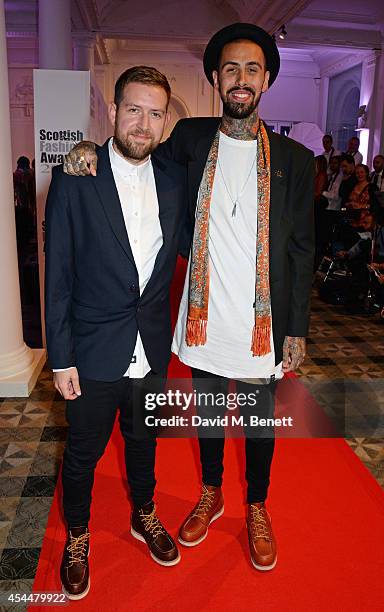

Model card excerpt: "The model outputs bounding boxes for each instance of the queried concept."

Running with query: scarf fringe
[251,323,271,357]
[186,318,208,347]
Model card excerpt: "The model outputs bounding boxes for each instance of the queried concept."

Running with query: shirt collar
[108,137,151,179]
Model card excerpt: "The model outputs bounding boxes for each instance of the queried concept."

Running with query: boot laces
[67,531,90,566]
[250,505,272,541]
[140,506,167,539]
[192,485,216,519]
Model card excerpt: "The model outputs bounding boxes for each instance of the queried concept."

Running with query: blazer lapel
[140,154,178,299]
[91,141,135,265]
[268,130,287,224]
[268,130,288,282]
[188,124,219,216]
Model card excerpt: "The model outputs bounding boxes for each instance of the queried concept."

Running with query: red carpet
[31,259,384,610]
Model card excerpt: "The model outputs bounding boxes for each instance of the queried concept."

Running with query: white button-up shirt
[109,139,163,378]
[371,170,384,192]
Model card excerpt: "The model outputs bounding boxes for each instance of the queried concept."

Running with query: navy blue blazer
[45,140,187,381]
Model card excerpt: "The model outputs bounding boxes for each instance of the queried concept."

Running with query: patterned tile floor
[0,370,65,610]
[298,293,384,487]
[0,293,383,608]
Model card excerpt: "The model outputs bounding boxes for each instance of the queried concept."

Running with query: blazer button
[130,284,138,292]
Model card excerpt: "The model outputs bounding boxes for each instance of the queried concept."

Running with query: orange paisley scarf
[186,119,272,356]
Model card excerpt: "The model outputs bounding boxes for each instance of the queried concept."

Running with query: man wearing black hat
[63,23,314,572]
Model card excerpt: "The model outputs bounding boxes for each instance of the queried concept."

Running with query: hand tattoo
[63,141,97,176]
[282,336,306,372]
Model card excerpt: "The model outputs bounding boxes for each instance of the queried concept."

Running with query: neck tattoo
[220,111,260,141]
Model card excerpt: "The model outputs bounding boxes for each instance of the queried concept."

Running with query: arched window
[326,64,362,151]
[162,94,190,141]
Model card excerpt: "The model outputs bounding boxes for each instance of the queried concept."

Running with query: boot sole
[61,542,90,600]
[130,527,181,567]
[251,555,277,571]
[62,578,90,600]
[178,505,224,547]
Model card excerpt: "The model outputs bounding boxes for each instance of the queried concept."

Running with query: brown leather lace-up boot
[60,526,90,600]
[178,484,224,547]
[247,502,277,570]
[131,501,180,566]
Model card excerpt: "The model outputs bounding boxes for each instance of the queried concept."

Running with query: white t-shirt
[172,131,283,380]
[350,150,363,166]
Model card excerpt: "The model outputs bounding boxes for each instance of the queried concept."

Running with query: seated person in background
[345,136,363,166]
[371,154,384,192]
[336,214,374,307]
[369,205,384,298]
[331,164,373,257]
[321,134,340,176]
[336,214,374,261]
[339,155,357,208]
[346,164,375,226]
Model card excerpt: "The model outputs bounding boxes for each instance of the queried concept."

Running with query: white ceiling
[5,0,384,72]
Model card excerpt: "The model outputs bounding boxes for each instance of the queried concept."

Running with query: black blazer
[159,117,315,365]
[45,140,187,381]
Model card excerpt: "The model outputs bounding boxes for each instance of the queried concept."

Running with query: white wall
[259,75,320,124]
[361,52,384,163]
[97,47,321,137]
[7,41,322,161]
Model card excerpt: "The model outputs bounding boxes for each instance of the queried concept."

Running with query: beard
[113,127,156,161]
[222,86,262,119]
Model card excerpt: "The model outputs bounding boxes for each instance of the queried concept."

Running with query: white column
[39,0,72,70]
[367,52,384,165]
[73,36,95,71]
[317,76,329,134]
[0,0,45,396]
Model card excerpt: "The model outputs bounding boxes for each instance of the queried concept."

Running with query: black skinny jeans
[62,372,163,527]
[191,368,277,504]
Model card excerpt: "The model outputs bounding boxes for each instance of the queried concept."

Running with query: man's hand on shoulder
[282,336,306,373]
[63,141,98,176]
[53,367,82,400]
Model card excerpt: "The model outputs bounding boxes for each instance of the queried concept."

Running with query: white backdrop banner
[33,69,109,343]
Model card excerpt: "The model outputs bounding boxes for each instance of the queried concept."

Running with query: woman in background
[346,164,374,226]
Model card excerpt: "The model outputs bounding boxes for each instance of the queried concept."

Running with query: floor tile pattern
[0,293,383,608]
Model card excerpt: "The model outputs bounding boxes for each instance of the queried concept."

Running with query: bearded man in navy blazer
[45,66,186,600]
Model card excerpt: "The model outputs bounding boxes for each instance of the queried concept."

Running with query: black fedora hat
[203,22,280,87]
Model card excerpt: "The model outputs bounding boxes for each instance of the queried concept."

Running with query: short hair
[350,136,360,144]
[17,156,30,170]
[323,134,333,143]
[341,154,355,165]
[374,154,384,161]
[114,66,171,108]
[356,163,370,180]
